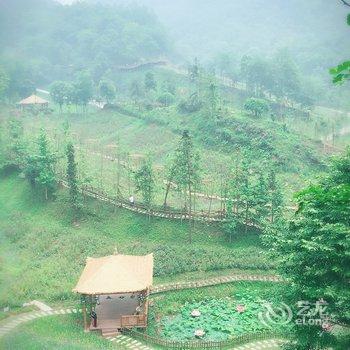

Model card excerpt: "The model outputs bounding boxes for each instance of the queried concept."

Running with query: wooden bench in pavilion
[72,253,153,337]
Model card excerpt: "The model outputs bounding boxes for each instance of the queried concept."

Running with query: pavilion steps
[101,328,120,338]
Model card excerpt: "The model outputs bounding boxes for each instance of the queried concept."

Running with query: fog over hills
[72,0,350,71]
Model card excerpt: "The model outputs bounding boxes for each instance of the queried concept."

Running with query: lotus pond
[148,282,284,341]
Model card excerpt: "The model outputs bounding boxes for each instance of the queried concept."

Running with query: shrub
[157,92,175,106]
[244,98,269,117]
[178,93,203,113]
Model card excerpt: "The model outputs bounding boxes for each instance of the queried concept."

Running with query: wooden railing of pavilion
[121,314,147,328]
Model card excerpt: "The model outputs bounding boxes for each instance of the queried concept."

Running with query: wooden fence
[60,180,230,223]
[123,329,287,349]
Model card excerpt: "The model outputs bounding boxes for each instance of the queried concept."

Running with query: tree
[25,130,57,200]
[130,80,143,104]
[205,80,220,118]
[240,56,273,96]
[99,79,116,104]
[144,72,157,91]
[267,168,283,224]
[0,66,9,100]
[73,71,93,109]
[265,149,350,349]
[271,51,301,100]
[178,92,203,113]
[50,81,70,111]
[66,142,81,219]
[157,92,175,106]
[171,130,200,242]
[134,157,155,212]
[244,98,269,117]
[188,57,200,83]
[5,119,26,169]
[226,152,278,235]
[330,14,350,83]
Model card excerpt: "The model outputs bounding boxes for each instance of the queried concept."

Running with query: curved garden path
[150,273,282,294]
[0,272,284,349]
[0,309,284,349]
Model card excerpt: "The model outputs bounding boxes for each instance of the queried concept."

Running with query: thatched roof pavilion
[18,94,49,107]
[73,254,153,337]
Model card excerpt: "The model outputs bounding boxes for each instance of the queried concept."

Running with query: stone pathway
[0,275,284,349]
[0,307,286,350]
[106,334,153,350]
[230,338,284,349]
[0,308,80,338]
[22,300,53,312]
[151,273,283,294]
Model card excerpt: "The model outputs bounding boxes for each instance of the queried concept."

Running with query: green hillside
[0,172,271,309]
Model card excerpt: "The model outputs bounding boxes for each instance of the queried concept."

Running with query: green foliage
[152,244,272,277]
[73,71,93,107]
[243,98,269,117]
[154,288,283,341]
[240,52,303,104]
[50,80,72,111]
[330,14,350,84]
[99,79,116,104]
[178,92,203,113]
[0,1,170,87]
[157,92,175,106]
[271,51,301,100]
[145,72,157,91]
[240,56,273,96]
[0,65,9,99]
[205,80,220,118]
[265,149,350,348]
[134,157,155,208]
[66,142,81,219]
[130,79,144,102]
[171,131,200,204]
[24,130,57,200]
[0,60,36,101]
[330,60,350,84]
[188,57,201,83]
[3,119,27,169]
[0,314,114,349]
[225,152,284,235]
[0,173,271,307]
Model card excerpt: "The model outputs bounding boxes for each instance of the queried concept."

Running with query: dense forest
[0,0,170,95]
[1,0,350,108]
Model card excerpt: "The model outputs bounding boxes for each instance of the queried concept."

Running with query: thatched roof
[72,254,153,295]
[18,94,49,105]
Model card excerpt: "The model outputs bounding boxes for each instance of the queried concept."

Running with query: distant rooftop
[18,94,49,105]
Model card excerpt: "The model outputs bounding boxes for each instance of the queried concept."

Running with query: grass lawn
[0,172,272,309]
[0,314,115,350]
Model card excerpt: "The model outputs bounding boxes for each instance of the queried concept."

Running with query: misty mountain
[86,0,350,72]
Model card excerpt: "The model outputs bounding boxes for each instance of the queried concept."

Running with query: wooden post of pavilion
[82,295,89,332]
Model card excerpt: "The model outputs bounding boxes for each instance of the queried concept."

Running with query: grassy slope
[0,172,270,308]
[3,102,325,206]
[0,314,114,350]
[6,65,346,198]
